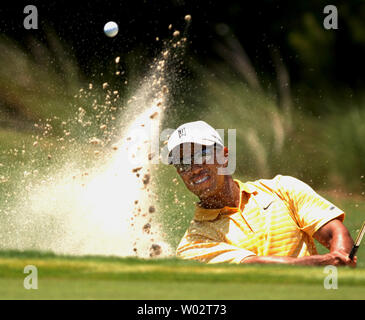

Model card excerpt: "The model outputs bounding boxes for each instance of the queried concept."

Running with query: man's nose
[190,163,203,175]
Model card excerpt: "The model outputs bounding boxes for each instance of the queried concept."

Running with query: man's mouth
[191,175,210,185]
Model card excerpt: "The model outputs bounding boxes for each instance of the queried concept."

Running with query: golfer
[167,121,356,266]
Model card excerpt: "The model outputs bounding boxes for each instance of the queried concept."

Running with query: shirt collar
[193,179,256,221]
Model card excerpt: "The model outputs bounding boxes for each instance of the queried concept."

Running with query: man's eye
[202,148,213,156]
[195,151,207,158]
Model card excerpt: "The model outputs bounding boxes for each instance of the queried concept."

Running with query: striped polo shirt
[176,175,345,264]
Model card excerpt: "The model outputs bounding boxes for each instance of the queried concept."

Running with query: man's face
[172,143,228,198]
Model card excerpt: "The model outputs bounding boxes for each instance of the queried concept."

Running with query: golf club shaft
[349,221,365,260]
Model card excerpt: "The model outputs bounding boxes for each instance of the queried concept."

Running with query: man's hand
[320,250,357,267]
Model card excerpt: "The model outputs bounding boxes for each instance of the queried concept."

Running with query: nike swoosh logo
[263,201,273,210]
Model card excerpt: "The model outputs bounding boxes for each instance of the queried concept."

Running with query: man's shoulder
[243,174,296,189]
[251,174,300,183]
[240,175,307,197]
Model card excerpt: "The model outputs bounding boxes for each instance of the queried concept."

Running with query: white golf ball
[104,21,119,38]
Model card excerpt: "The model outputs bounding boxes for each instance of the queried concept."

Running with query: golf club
[349,221,365,260]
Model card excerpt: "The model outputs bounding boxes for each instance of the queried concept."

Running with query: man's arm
[313,218,353,253]
[242,219,356,266]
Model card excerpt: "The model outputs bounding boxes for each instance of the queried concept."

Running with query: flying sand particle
[143,223,151,233]
[149,112,158,119]
[89,137,101,145]
[150,244,162,257]
[162,85,168,94]
[142,174,150,185]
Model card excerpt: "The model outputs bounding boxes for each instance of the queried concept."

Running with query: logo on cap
[178,128,186,138]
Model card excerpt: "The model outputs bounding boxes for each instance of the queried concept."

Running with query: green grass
[3,279,365,300]
[0,250,365,299]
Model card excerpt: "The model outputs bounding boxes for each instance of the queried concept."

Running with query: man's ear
[218,143,236,176]
[223,146,228,156]
[223,146,229,168]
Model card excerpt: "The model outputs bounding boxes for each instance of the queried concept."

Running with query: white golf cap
[167,121,224,154]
